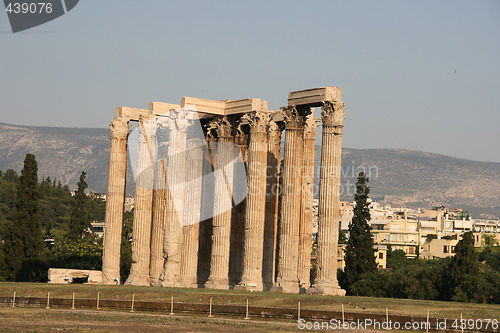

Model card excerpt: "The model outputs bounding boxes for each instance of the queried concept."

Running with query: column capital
[211,116,234,140]
[303,114,321,140]
[235,122,249,147]
[110,117,130,140]
[321,101,345,128]
[244,111,270,137]
[268,120,284,144]
[281,106,304,130]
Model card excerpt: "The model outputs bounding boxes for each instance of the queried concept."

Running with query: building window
[379,252,384,259]
[379,265,383,269]
[444,245,449,254]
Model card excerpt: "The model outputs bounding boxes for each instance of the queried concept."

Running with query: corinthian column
[160,111,189,287]
[102,117,130,285]
[205,117,235,289]
[307,100,346,296]
[271,106,304,294]
[178,137,204,288]
[149,125,169,284]
[298,114,320,291]
[236,112,270,291]
[125,117,156,286]
[229,124,248,285]
[262,120,283,291]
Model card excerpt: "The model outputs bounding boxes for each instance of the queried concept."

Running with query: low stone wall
[48,268,102,284]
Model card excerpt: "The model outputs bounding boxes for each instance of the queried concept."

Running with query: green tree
[344,172,377,293]
[69,171,89,240]
[450,231,480,300]
[1,154,46,281]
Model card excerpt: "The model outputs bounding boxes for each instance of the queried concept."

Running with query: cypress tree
[450,231,479,288]
[344,172,377,293]
[69,171,89,240]
[1,154,44,280]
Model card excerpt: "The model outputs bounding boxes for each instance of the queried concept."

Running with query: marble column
[160,112,189,287]
[236,112,270,291]
[149,125,169,285]
[298,114,320,292]
[262,120,283,291]
[102,117,130,285]
[229,124,248,286]
[307,100,346,296]
[178,137,204,288]
[271,106,304,293]
[125,117,156,286]
[205,117,235,289]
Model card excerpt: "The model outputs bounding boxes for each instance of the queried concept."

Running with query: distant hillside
[1,122,499,218]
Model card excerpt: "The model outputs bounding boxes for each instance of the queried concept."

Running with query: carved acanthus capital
[303,114,321,140]
[281,106,304,130]
[245,111,270,136]
[138,116,157,143]
[268,120,284,144]
[321,101,345,127]
[234,122,248,147]
[209,116,233,140]
[110,117,130,140]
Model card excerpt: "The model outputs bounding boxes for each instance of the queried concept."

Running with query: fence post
[209,298,213,318]
[460,313,464,333]
[11,292,16,308]
[131,294,135,312]
[385,307,389,323]
[97,292,100,309]
[244,299,249,320]
[46,292,50,309]
[169,296,174,315]
[426,310,429,333]
[71,292,75,309]
[298,301,300,321]
[342,304,345,325]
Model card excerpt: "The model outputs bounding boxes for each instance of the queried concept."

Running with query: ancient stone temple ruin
[101,87,346,295]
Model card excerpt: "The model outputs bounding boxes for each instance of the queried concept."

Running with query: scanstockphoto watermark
[299,318,431,331]
[298,318,499,331]
[3,0,79,33]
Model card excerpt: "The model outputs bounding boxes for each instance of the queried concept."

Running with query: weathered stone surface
[49,268,102,284]
[262,120,283,291]
[298,114,320,292]
[272,106,304,294]
[178,138,204,288]
[288,87,342,107]
[307,100,346,296]
[102,116,130,285]
[236,112,270,291]
[205,117,235,290]
[126,117,156,286]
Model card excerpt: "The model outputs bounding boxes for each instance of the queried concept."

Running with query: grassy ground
[1,282,499,320]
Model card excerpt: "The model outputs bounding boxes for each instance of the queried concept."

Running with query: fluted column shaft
[160,113,189,287]
[307,100,346,296]
[298,115,319,291]
[178,138,204,288]
[102,117,130,284]
[229,127,248,285]
[236,112,270,291]
[149,139,168,284]
[205,117,235,289]
[272,106,304,294]
[262,121,283,291]
[126,117,156,286]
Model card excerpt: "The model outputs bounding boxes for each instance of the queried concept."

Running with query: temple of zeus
[101,86,346,295]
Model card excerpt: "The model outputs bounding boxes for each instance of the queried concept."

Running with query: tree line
[332,172,500,304]
[0,154,122,281]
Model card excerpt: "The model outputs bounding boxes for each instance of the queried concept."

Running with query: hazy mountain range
[1,122,499,219]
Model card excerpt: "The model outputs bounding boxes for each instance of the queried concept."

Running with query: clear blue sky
[1,0,499,162]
